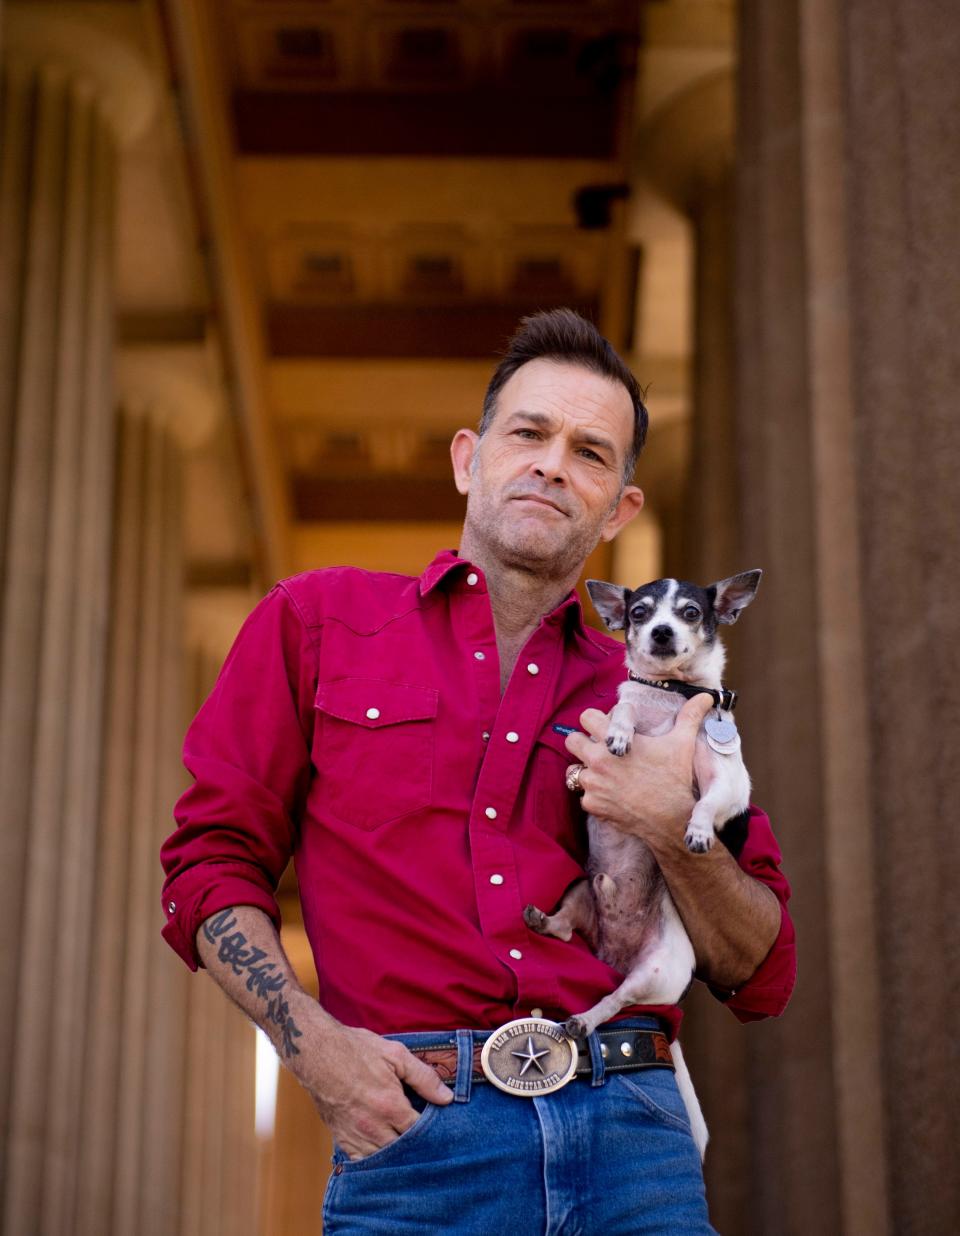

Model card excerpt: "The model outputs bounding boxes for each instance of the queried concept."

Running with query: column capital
[635,69,734,213]
[117,341,223,452]
[4,2,157,144]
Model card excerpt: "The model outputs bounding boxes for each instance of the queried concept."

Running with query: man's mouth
[511,493,568,517]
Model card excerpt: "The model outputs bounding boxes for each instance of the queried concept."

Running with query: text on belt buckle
[479,1017,578,1096]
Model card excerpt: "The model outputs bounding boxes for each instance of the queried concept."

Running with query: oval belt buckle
[480,1017,578,1096]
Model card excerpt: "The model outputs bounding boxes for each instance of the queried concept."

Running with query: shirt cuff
[160,861,283,971]
[707,902,797,1021]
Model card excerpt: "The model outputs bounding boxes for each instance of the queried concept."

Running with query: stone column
[736,1,959,1232]
[76,404,189,1236]
[176,645,261,1236]
[0,9,155,1234]
[636,70,754,1233]
[76,337,233,1236]
[639,69,740,585]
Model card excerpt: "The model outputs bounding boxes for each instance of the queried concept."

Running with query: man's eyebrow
[504,410,554,428]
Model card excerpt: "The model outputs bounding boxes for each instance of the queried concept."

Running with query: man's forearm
[566,700,783,992]
[650,836,781,990]
[195,905,453,1160]
[196,905,332,1062]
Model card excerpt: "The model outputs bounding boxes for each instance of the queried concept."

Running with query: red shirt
[160,551,796,1038]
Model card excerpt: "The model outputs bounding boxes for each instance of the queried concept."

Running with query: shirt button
[467,572,478,586]
[474,651,485,661]
[505,731,519,743]
[489,874,504,885]
[167,900,176,914]
[526,663,539,675]
[509,949,523,960]
[485,806,497,819]
[530,1007,543,1018]
[366,707,380,720]
[481,731,490,741]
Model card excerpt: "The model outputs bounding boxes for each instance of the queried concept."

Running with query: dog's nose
[650,625,674,645]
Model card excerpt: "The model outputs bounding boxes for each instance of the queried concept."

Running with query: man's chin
[492,527,587,577]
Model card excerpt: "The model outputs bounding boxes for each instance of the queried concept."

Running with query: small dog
[524,570,762,1159]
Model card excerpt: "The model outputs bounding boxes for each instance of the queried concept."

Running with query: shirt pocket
[533,723,587,862]
[314,678,438,831]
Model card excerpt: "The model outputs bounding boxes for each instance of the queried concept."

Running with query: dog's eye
[681,605,701,622]
[630,605,650,623]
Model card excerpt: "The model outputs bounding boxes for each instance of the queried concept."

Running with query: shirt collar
[418,549,467,596]
[418,549,585,631]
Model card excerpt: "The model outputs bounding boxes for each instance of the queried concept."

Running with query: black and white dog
[525,570,761,1159]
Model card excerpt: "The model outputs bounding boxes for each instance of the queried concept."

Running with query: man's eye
[578,448,603,463]
[515,429,539,440]
[681,605,701,621]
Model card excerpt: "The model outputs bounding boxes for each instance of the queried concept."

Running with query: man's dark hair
[479,308,648,483]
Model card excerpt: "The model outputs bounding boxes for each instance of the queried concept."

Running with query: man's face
[451,358,644,580]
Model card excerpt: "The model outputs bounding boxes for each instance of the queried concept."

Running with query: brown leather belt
[410,1022,673,1095]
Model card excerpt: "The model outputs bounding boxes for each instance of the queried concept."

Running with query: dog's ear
[710,570,762,625]
[586,580,629,631]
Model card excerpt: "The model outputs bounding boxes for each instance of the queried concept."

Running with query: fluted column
[636,69,755,1233]
[736,1,960,1232]
[77,336,231,1235]
[177,646,261,1236]
[0,9,155,1232]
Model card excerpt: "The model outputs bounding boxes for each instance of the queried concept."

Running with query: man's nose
[530,440,568,484]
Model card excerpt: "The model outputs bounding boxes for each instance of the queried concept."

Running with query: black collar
[628,671,738,713]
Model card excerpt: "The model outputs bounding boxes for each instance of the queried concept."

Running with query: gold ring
[565,763,585,794]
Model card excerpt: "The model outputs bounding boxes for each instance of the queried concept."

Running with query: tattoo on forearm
[202,909,303,1057]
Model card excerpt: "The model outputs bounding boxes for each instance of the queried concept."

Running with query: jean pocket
[613,1069,692,1133]
[333,1100,441,1173]
[314,678,437,830]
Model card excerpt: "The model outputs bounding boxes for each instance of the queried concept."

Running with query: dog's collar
[627,672,738,713]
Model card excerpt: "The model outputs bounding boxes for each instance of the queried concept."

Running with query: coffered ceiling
[201,0,642,536]
[146,0,733,582]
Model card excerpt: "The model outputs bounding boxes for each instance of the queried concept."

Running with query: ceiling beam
[291,475,466,523]
[163,0,293,582]
[233,90,620,158]
[268,299,600,358]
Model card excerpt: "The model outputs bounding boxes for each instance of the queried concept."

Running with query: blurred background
[1,1,958,1233]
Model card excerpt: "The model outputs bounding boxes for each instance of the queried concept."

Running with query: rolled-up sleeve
[160,583,318,970]
[708,805,797,1020]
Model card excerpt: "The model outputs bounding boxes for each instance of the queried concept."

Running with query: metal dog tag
[704,715,741,755]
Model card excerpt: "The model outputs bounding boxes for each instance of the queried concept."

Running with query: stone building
[0,1,957,1233]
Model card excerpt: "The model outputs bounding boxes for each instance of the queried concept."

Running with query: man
[161,309,795,1233]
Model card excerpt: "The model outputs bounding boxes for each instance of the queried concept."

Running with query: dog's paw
[563,1016,588,1041]
[606,730,632,757]
[684,828,715,854]
[523,904,548,933]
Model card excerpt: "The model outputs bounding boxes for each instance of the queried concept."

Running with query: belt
[408,1017,673,1098]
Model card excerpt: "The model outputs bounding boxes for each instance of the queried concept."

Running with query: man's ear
[450,429,479,496]
[585,580,629,631]
[600,486,644,542]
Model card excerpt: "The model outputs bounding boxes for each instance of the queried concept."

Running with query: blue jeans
[322,1019,716,1235]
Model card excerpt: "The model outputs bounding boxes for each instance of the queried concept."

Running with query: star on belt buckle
[480,1017,578,1096]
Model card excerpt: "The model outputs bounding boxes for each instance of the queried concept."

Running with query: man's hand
[195,905,452,1163]
[563,695,781,988]
[288,1003,453,1161]
[564,694,713,854]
